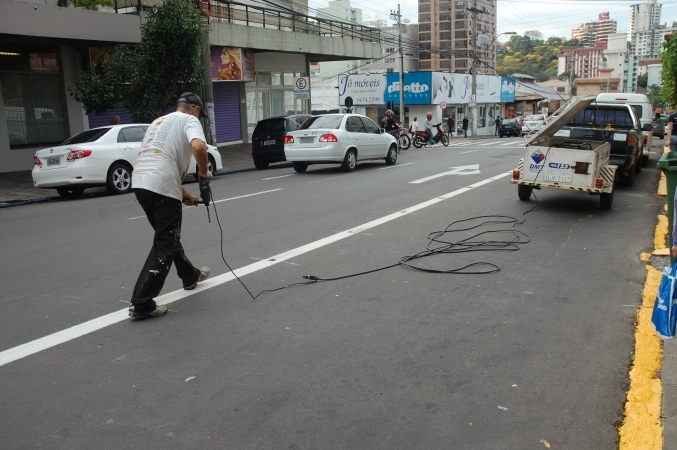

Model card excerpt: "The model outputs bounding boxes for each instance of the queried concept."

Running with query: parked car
[32,124,223,199]
[499,118,522,137]
[283,114,398,172]
[521,113,547,134]
[557,102,647,185]
[596,93,653,166]
[251,114,311,170]
[653,120,666,139]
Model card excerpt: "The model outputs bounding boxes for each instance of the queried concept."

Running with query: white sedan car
[521,114,548,135]
[32,124,223,199]
[283,114,398,173]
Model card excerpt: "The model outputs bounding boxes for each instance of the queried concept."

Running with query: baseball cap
[178,92,206,118]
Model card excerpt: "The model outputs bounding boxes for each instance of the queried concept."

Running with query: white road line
[500,141,521,146]
[478,141,497,146]
[459,150,479,154]
[262,174,296,180]
[307,174,351,184]
[127,189,283,220]
[0,171,511,367]
[378,160,427,170]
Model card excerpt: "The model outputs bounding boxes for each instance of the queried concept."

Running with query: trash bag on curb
[652,262,677,339]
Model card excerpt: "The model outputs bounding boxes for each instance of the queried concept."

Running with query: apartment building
[629,0,662,37]
[571,12,618,47]
[418,0,497,73]
[557,43,607,79]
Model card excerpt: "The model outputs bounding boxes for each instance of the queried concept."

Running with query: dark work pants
[131,189,200,313]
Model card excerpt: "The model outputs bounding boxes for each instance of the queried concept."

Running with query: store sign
[384,72,431,105]
[211,47,254,82]
[338,74,386,105]
[294,77,310,98]
[500,77,516,103]
[431,72,502,104]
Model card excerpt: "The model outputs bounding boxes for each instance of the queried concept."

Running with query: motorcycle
[412,123,449,148]
[383,124,411,151]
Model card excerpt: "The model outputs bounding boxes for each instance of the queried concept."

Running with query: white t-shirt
[410,120,419,132]
[132,111,206,201]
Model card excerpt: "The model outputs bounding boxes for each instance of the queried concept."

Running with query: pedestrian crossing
[445,138,525,147]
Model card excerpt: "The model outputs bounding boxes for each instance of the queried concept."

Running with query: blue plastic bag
[652,262,677,339]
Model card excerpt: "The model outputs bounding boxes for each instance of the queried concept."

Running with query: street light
[470,31,516,137]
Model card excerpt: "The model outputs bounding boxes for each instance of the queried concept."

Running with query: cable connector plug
[303,275,319,281]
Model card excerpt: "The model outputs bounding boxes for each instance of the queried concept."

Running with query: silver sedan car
[283,114,398,173]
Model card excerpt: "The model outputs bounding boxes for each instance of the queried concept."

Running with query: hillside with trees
[495,31,583,81]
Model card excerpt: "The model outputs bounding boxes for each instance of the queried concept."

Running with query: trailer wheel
[517,185,533,201]
[600,191,614,209]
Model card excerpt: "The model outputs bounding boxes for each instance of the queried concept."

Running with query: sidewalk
[0,142,287,205]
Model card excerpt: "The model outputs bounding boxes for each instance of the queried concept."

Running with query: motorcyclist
[383,109,398,135]
[424,112,434,146]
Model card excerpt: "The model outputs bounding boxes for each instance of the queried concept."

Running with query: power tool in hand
[196,177,211,223]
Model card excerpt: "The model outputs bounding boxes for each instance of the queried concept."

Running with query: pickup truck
[554,102,649,186]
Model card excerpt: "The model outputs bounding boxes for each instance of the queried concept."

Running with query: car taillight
[595,177,604,189]
[628,135,636,146]
[34,155,42,167]
[284,135,294,144]
[252,141,256,149]
[512,169,520,180]
[643,134,648,145]
[66,149,92,161]
[319,134,338,142]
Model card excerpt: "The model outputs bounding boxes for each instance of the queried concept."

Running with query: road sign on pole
[439,101,448,110]
[294,77,310,98]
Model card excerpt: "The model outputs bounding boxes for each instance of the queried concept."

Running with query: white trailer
[510,96,617,209]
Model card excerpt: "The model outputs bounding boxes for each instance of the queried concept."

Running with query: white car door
[116,126,147,165]
[345,116,372,157]
[360,116,387,157]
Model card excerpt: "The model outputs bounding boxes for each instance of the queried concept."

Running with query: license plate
[47,157,60,166]
[300,137,314,143]
[543,173,572,183]
[263,139,275,146]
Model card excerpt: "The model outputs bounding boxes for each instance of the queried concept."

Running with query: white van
[596,93,654,166]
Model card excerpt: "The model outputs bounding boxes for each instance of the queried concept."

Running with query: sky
[308,0,677,41]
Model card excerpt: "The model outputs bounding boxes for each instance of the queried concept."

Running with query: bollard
[657,152,677,264]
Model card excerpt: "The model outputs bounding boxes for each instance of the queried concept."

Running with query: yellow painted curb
[618,216,667,449]
[658,173,667,198]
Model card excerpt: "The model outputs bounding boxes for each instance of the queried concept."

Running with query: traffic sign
[294,77,310,98]
[439,101,447,110]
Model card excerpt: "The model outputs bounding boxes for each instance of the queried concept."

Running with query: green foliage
[498,33,580,81]
[661,34,677,108]
[57,0,115,8]
[70,0,204,123]
[647,85,665,108]
[637,73,648,88]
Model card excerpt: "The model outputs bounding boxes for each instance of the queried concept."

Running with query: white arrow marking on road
[409,164,481,184]
[459,150,479,154]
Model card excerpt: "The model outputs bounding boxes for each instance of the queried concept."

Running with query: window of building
[419,32,431,41]
[439,12,451,21]
[455,30,467,38]
[419,61,431,70]
[439,41,451,49]
[440,22,452,30]
[455,59,467,68]
[419,4,430,12]
[455,20,467,28]
[387,68,394,73]
[455,40,468,48]
[440,60,451,69]
[440,31,451,40]
[419,13,431,22]
[439,1,451,10]
[557,87,565,92]
[419,23,431,32]
[419,52,431,60]
[0,44,68,149]
[455,11,465,19]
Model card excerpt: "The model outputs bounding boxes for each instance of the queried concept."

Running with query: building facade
[417,0,497,73]
[557,43,607,80]
[571,12,618,47]
[629,0,662,37]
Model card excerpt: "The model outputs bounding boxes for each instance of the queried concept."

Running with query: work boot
[184,266,210,290]
[129,304,168,319]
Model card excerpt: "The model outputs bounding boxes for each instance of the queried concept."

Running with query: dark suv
[562,103,650,185]
[251,115,310,169]
[499,118,522,137]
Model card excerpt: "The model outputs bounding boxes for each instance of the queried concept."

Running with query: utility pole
[467,0,485,138]
[199,1,216,146]
[390,5,405,126]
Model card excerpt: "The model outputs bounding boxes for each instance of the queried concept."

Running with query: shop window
[257,71,271,86]
[284,72,294,86]
[272,72,282,86]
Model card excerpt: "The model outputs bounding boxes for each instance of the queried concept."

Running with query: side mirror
[643,123,653,132]
[379,128,384,134]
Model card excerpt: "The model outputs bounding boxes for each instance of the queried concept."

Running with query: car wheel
[413,136,424,148]
[342,149,357,172]
[517,184,533,201]
[106,163,133,195]
[441,135,449,146]
[600,191,614,209]
[620,166,635,186]
[385,145,398,165]
[254,161,269,170]
[56,186,85,199]
[292,162,308,173]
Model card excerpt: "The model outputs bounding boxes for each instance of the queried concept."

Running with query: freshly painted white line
[478,141,497,146]
[307,174,351,184]
[378,160,427,170]
[409,164,481,184]
[459,150,479,154]
[127,189,283,220]
[501,141,521,146]
[0,171,510,367]
[262,174,296,180]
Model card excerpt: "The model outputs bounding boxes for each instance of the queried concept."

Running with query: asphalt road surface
[0,137,662,449]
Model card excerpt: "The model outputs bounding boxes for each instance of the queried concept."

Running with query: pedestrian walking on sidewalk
[462,116,469,137]
[128,92,213,319]
[668,110,677,153]
[447,115,455,137]
[494,116,501,136]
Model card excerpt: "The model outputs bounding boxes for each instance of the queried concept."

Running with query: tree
[646,85,665,109]
[70,0,204,123]
[524,30,543,41]
[661,33,677,108]
[637,73,648,89]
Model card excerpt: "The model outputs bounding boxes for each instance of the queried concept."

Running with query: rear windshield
[253,119,287,135]
[525,115,542,121]
[299,115,343,130]
[63,128,110,144]
[288,115,310,130]
[569,108,635,128]
[502,119,518,124]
